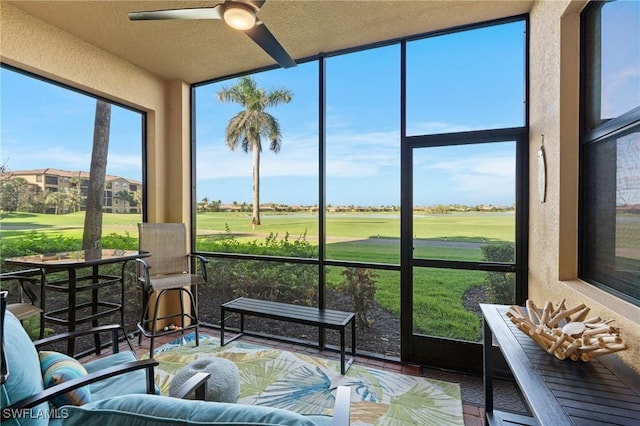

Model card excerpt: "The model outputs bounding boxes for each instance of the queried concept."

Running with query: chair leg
[149,289,167,358]
[139,286,201,357]
[139,290,150,345]
[190,290,200,348]
[179,289,185,336]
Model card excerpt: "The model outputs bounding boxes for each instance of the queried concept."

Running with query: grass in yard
[194,211,514,244]
[1,210,508,342]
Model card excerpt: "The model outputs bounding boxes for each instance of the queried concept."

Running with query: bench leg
[221,307,225,346]
[340,318,356,375]
[351,315,356,359]
[221,309,244,346]
[340,327,345,374]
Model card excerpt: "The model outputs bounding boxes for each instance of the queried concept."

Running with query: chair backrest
[1,291,7,385]
[138,223,189,276]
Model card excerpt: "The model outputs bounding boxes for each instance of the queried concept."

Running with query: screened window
[326,45,400,263]
[193,63,319,257]
[0,66,144,239]
[580,0,640,304]
[193,16,527,361]
[406,20,525,135]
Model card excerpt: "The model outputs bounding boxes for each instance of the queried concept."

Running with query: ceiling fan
[129,0,296,68]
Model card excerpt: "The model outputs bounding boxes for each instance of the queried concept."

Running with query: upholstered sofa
[1,301,350,426]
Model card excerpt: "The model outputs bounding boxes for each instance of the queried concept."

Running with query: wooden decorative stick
[571,306,591,323]
[507,299,627,362]
[540,301,553,325]
[548,303,586,328]
[547,333,567,354]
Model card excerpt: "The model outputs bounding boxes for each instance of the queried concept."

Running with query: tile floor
[84,327,530,426]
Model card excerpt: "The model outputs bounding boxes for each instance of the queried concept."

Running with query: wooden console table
[481,304,640,425]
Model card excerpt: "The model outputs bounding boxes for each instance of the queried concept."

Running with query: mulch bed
[6,274,484,359]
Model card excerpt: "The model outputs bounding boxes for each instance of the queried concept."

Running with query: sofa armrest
[1,358,159,418]
[332,386,351,426]
[170,372,211,400]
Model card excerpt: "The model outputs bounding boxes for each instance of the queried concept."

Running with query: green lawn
[1,210,513,342]
[194,211,514,242]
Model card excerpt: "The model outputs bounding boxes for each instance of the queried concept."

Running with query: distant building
[4,168,142,214]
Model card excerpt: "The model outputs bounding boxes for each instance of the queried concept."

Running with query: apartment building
[6,168,141,214]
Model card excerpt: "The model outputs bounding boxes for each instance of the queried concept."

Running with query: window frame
[579,1,640,306]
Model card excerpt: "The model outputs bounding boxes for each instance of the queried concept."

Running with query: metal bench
[221,297,356,374]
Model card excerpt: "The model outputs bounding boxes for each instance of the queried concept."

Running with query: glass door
[401,137,525,372]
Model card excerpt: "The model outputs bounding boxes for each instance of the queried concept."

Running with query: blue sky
[1,20,525,207]
[194,20,524,206]
[17,13,640,208]
[1,71,144,182]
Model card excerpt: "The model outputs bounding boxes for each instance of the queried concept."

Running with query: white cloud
[418,152,516,204]
[5,144,90,170]
[429,154,515,178]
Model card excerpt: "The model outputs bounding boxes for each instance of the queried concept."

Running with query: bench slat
[223,297,354,328]
[221,297,356,374]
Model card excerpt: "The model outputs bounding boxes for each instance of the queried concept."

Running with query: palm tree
[216,76,292,226]
[66,188,84,213]
[83,99,111,251]
[45,191,67,215]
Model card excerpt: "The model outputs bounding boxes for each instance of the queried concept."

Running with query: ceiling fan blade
[244,21,296,68]
[129,6,222,21]
[247,0,267,9]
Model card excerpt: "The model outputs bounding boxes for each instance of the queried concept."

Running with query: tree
[45,190,67,215]
[216,76,292,225]
[116,190,135,212]
[0,177,30,213]
[66,188,84,213]
[132,188,142,209]
[198,197,210,213]
[32,188,49,213]
[82,99,111,252]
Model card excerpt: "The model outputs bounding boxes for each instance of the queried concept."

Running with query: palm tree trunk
[82,99,111,253]
[252,145,261,225]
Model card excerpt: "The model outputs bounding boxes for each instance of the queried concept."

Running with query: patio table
[4,249,149,355]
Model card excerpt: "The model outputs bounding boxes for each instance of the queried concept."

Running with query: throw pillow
[39,350,92,407]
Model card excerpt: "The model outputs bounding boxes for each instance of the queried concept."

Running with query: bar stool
[136,223,208,357]
[0,270,43,322]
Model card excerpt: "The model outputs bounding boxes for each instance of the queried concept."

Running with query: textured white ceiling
[8,0,534,83]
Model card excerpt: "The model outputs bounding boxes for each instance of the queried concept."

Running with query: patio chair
[1,290,350,426]
[136,223,208,357]
[0,289,157,422]
[0,269,43,322]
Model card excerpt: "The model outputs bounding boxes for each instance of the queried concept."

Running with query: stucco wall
[0,2,191,226]
[528,0,639,371]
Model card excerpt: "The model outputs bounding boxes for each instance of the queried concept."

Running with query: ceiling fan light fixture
[223,3,256,30]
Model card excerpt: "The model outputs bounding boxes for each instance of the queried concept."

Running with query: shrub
[0,231,80,258]
[338,268,377,328]
[197,224,317,258]
[481,242,515,304]
[201,227,318,305]
[102,231,136,250]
